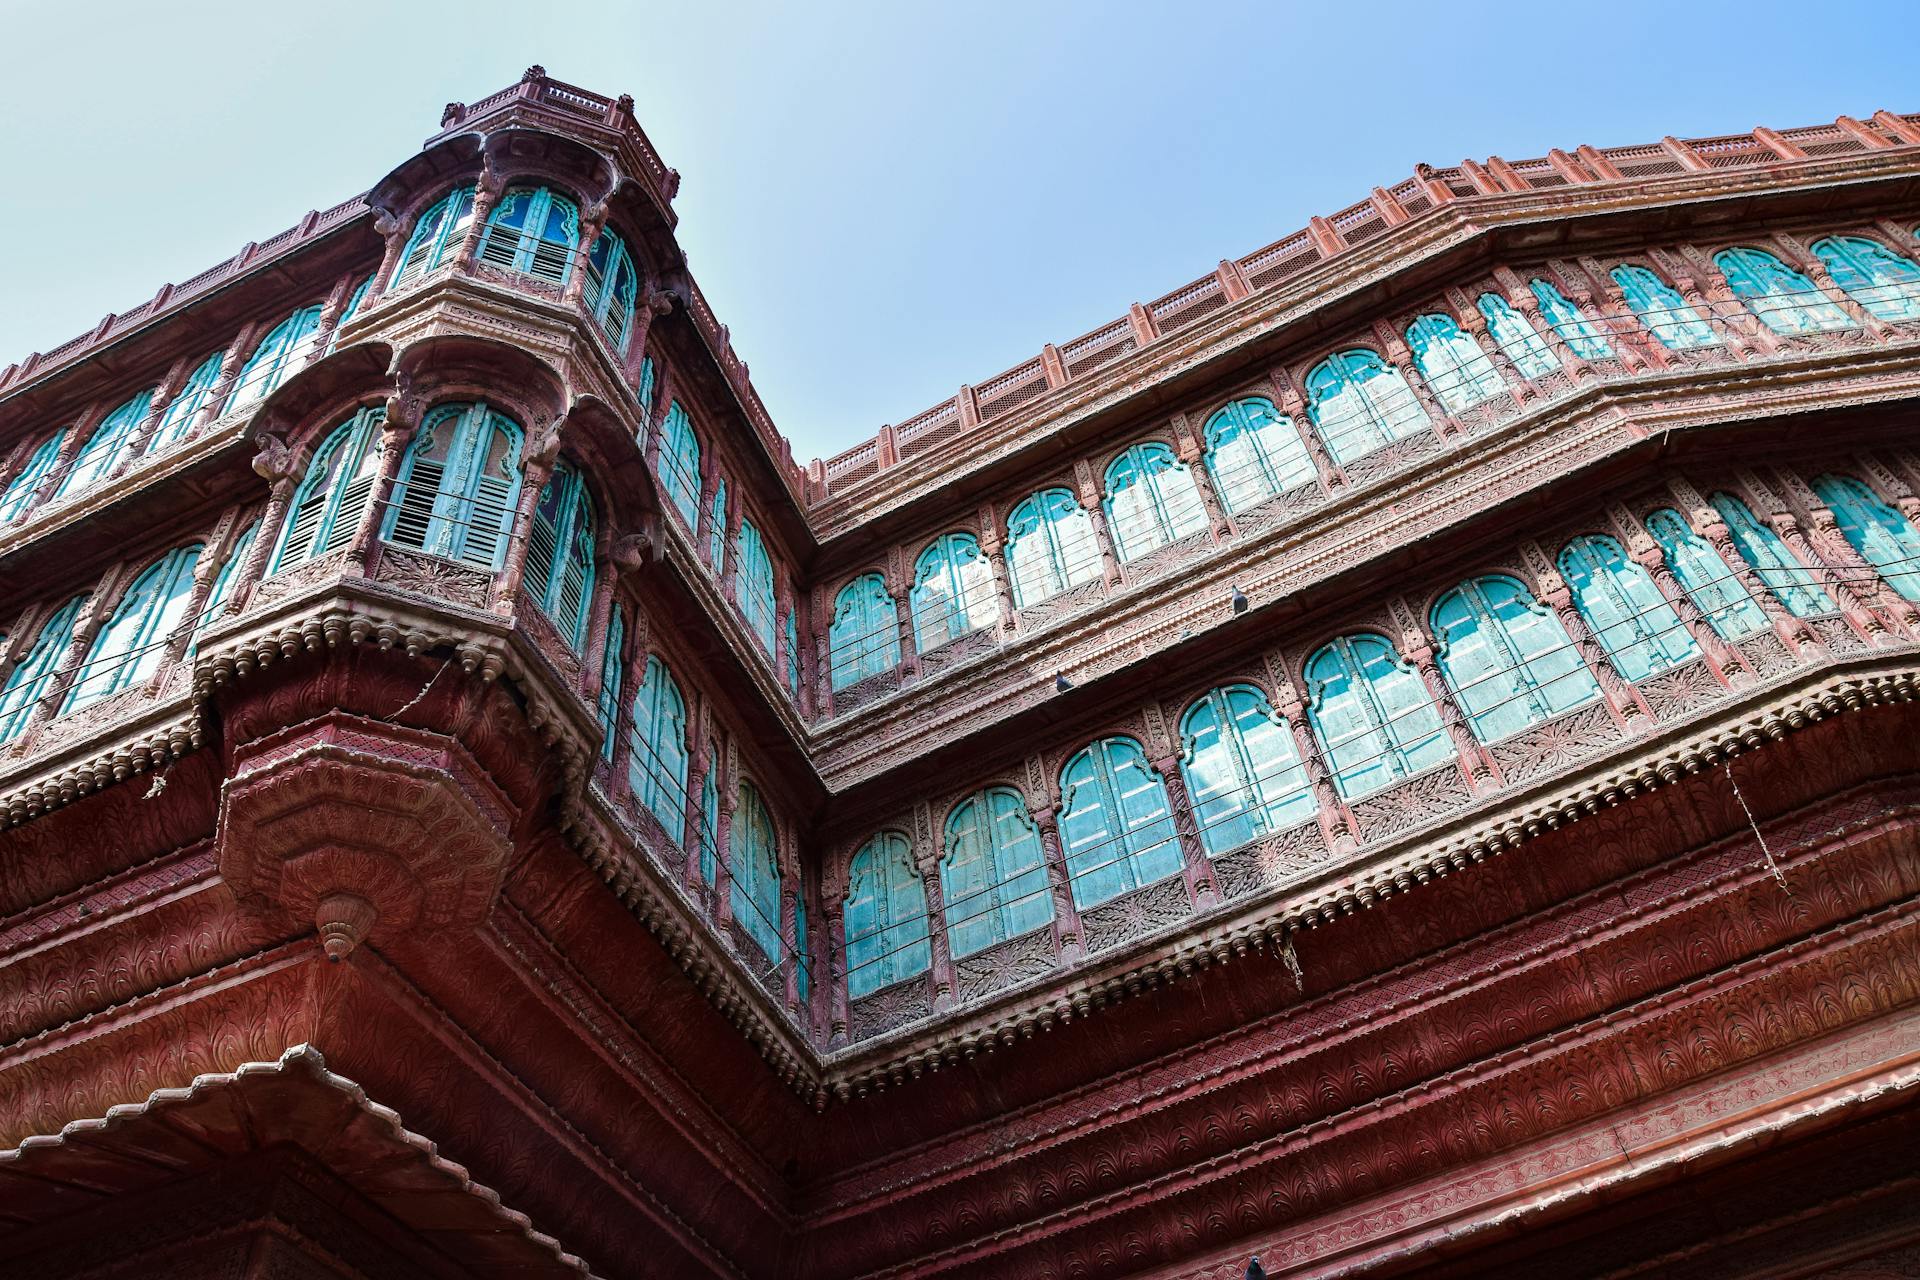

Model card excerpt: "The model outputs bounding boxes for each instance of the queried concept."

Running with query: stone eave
[803,149,1920,544]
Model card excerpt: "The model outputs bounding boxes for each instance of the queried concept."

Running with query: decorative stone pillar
[492,427,560,614]
[345,403,418,571]
[1562,272,1648,373]
[115,357,192,478]
[980,530,1018,636]
[1692,502,1819,657]
[455,168,505,271]
[1535,565,1648,729]
[914,846,957,1012]
[824,901,851,1045]
[779,843,802,1012]
[1374,321,1457,438]
[1153,754,1218,909]
[1451,290,1536,405]
[1074,463,1123,589]
[1401,633,1500,790]
[307,273,359,359]
[1266,371,1344,492]
[887,567,918,682]
[1030,802,1084,962]
[1173,422,1230,540]
[562,204,607,310]
[1679,246,1781,355]
[1625,528,1745,687]
[708,753,737,931]
[1270,674,1357,854]
[362,206,409,309]
[1509,282,1595,382]
[191,323,266,438]
[1574,257,1670,371]
[1770,509,1886,643]
[233,436,301,600]
[1652,251,1758,360]
[678,745,709,887]
[1801,503,1919,638]
[26,404,105,517]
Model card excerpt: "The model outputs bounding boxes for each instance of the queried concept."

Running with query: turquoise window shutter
[1406,313,1505,411]
[271,408,385,572]
[1203,396,1315,516]
[736,521,778,653]
[1713,247,1854,335]
[1709,493,1833,618]
[1644,509,1767,640]
[627,655,689,839]
[1179,684,1315,856]
[524,464,597,648]
[55,390,153,501]
[657,401,702,529]
[1813,474,1920,602]
[383,402,525,569]
[1005,488,1100,607]
[1058,737,1181,909]
[1529,279,1613,360]
[225,306,324,415]
[1610,265,1716,349]
[596,605,626,763]
[699,769,719,886]
[1476,293,1560,379]
[729,783,783,961]
[583,228,640,352]
[828,573,901,690]
[1305,349,1429,464]
[707,480,728,569]
[150,353,224,452]
[478,187,580,283]
[390,185,476,291]
[941,787,1052,957]
[1559,535,1699,681]
[0,594,88,743]
[0,429,68,526]
[910,533,997,652]
[844,831,930,998]
[62,543,204,713]
[189,522,259,656]
[1102,442,1208,563]
[1812,236,1920,323]
[1305,634,1451,799]
[1432,576,1600,742]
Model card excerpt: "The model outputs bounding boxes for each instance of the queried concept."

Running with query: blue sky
[4,1,1918,463]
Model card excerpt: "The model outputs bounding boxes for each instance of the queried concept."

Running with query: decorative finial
[522,65,547,83]
[441,102,466,127]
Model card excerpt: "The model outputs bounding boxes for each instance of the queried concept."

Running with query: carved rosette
[216,711,518,960]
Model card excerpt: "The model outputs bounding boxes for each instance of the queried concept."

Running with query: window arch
[1203,396,1315,515]
[730,781,782,961]
[1406,313,1504,411]
[1644,509,1767,640]
[942,787,1052,957]
[0,594,86,744]
[1813,474,1920,602]
[1058,736,1182,908]
[828,573,901,690]
[1005,488,1100,608]
[477,186,579,284]
[844,832,930,998]
[524,461,597,649]
[62,543,203,713]
[0,429,68,526]
[1304,634,1452,799]
[657,401,701,530]
[1305,349,1429,464]
[628,655,689,840]
[272,408,385,571]
[1812,236,1920,323]
[1714,247,1853,335]
[1179,684,1314,856]
[1529,278,1612,360]
[1559,534,1699,681]
[149,353,224,452]
[1610,264,1716,349]
[737,521,778,654]
[1102,442,1208,562]
[910,532,996,652]
[55,390,153,501]
[596,605,626,763]
[189,521,259,657]
[584,227,640,352]
[1476,293,1560,379]
[225,306,323,415]
[1708,492,1833,617]
[383,402,523,569]
[1432,575,1600,741]
[707,480,728,569]
[391,185,477,291]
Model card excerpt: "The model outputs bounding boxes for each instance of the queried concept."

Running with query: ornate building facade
[1,69,1918,1277]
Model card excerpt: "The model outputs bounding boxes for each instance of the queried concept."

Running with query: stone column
[1510,283,1595,382]
[1679,246,1782,355]
[1030,803,1084,962]
[981,531,1018,636]
[1574,258,1669,371]
[708,761,737,931]
[362,206,409,309]
[455,171,505,271]
[115,358,192,477]
[1693,503,1818,657]
[191,323,265,438]
[915,848,957,1012]
[234,438,301,598]
[1770,510,1885,643]
[492,442,558,614]
[1075,466,1123,588]
[561,205,607,310]
[1454,294,1536,405]
[824,902,851,1045]
[1174,427,1230,540]
[678,745,709,886]
[1401,633,1500,791]
[345,411,417,571]
[1272,675,1358,854]
[1153,754,1217,909]
[1375,323,1457,438]
[1266,372,1346,493]
[888,571,918,682]
[307,273,359,359]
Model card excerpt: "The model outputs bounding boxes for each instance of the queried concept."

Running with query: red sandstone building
[1,68,1918,1278]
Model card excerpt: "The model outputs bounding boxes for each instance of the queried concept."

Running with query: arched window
[55,390,153,500]
[1179,684,1314,856]
[1058,736,1182,908]
[1304,634,1452,799]
[62,543,202,713]
[0,429,67,526]
[477,186,580,284]
[1203,396,1315,515]
[698,768,719,886]
[1811,236,1920,323]
[189,522,259,656]
[1432,575,1600,741]
[149,353,223,452]
[0,594,85,744]
[1644,509,1768,640]
[1102,442,1208,562]
[584,227,640,352]
[1813,474,1920,602]
[942,787,1052,957]
[730,781,782,961]
[844,832,930,998]
[1611,264,1716,349]
[656,401,702,530]
[1305,349,1429,464]
[524,461,597,649]
[737,520,778,653]
[911,533,997,652]
[828,573,901,690]
[706,480,728,569]
[272,408,385,571]
[326,275,376,355]
[390,185,477,291]
[1713,247,1853,335]
[1476,293,1560,379]
[224,306,324,415]
[1529,278,1612,360]
[596,605,626,764]
[383,402,523,569]
[1005,488,1101,608]
[1559,535,1699,681]
[627,655,689,839]
[1406,314,1504,412]
[1709,492,1833,617]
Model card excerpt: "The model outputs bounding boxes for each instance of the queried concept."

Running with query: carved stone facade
[0,72,1918,1278]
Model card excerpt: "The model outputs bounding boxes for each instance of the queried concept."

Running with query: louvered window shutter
[0,595,85,743]
[942,799,997,957]
[0,429,67,525]
[190,523,258,656]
